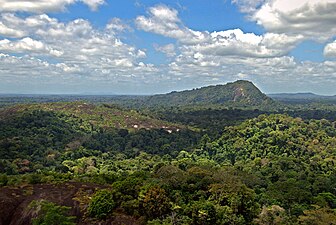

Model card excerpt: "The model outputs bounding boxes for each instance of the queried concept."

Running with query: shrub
[0,174,8,186]
[29,200,75,225]
[88,189,115,219]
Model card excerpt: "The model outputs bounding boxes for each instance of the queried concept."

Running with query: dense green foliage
[156,108,268,137]
[208,115,336,213]
[88,189,115,219]
[1,98,336,224]
[29,200,76,225]
[0,104,200,175]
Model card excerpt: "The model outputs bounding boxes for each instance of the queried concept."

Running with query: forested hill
[143,80,275,108]
[0,102,178,131]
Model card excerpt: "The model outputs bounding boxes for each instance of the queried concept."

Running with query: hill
[0,102,201,174]
[0,102,177,131]
[268,92,322,99]
[268,93,336,104]
[143,80,275,108]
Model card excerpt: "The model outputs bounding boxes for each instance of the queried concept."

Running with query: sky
[0,0,336,95]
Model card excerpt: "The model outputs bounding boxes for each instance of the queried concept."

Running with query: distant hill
[268,93,327,99]
[268,93,336,104]
[143,80,274,108]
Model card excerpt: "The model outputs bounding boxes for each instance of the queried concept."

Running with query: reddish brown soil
[0,182,141,225]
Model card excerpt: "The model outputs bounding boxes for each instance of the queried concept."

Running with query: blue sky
[0,0,336,95]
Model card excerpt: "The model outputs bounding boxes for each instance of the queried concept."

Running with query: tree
[190,200,217,225]
[298,206,336,225]
[254,205,289,225]
[142,186,171,219]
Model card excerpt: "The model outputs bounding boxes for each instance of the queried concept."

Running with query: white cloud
[135,5,209,44]
[234,0,336,41]
[136,5,303,59]
[192,29,303,58]
[133,4,336,94]
[0,0,105,13]
[232,0,266,13]
[1,3,336,94]
[0,37,63,56]
[133,5,336,93]
[0,21,25,37]
[0,14,129,60]
[106,18,131,33]
[324,41,336,58]
[81,0,105,11]
[0,13,160,93]
[154,43,176,57]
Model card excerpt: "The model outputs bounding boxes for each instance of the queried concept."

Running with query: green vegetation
[0,103,199,175]
[88,189,115,219]
[1,82,336,224]
[29,200,76,225]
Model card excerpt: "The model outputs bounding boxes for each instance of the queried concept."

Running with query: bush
[29,200,75,225]
[0,174,8,186]
[27,173,43,184]
[88,189,115,219]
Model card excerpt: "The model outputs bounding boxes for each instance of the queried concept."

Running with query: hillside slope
[0,102,177,131]
[0,102,200,174]
[144,80,274,108]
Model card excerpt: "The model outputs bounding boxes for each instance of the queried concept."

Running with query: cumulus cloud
[0,21,25,37]
[232,0,266,13]
[136,5,303,59]
[135,5,208,44]
[0,0,105,13]
[81,0,105,11]
[0,13,160,94]
[132,4,336,93]
[1,3,335,94]
[192,29,303,58]
[0,37,63,56]
[324,41,336,58]
[0,14,144,65]
[153,43,176,57]
[134,4,336,95]
[133,5,336,94]
[233,0,336,41]
[106,18,131,33]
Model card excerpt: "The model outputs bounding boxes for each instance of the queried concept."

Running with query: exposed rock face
[0,182,140,225]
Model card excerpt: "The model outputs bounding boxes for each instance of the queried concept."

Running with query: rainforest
[0,81,335,225]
